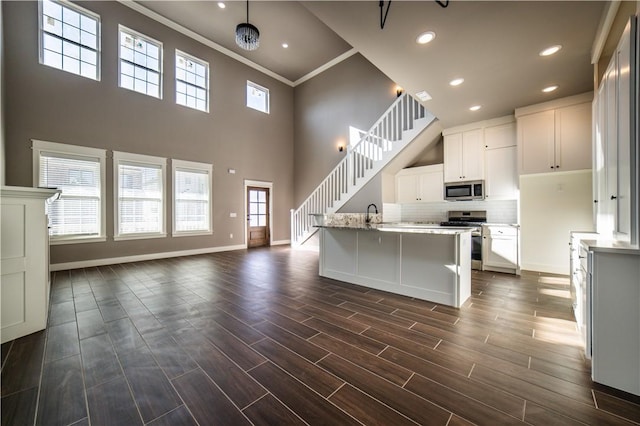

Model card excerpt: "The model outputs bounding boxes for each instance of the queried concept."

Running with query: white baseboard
[271,239,291,246]
[50,244,247,271]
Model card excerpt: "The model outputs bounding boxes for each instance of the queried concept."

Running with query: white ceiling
[132,1,606,128]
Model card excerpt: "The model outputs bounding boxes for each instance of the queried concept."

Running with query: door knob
[611,195,617,200]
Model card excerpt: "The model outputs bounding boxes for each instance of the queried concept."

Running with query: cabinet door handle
[611,195,617,200]
[594,200,598,203]
[550,166,555,169]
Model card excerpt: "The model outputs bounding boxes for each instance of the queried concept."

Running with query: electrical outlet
[230,212,237,218]
[230,233,233,239]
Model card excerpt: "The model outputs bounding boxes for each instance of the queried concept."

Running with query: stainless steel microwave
[444,181,484,201]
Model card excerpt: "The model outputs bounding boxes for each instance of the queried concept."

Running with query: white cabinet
[443,129,484,182]
[569,231,598,356]
[589,245,640,396]
[482,225,519,274]
[593,17,635,242]
[1,186,60,344]
[483,122,518,200]
[484,122,516,150]
[516,95,592,175]
[395,164,443,203]
[485,147,518,200]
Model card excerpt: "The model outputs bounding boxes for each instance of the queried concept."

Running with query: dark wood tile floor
[2,246,640,425]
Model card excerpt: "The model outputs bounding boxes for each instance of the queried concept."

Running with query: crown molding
[117,1,357,88]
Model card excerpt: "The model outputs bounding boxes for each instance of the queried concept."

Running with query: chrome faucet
[365,203,378,224]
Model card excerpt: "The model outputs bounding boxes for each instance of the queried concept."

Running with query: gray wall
[1,2,5,186]
[3,1,294,264]
[293,53,396,206]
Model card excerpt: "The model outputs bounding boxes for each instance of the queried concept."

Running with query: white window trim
[32,139,107,244]
[246,80,270,114]
[118,24,164,99]
[171,159,213,237]
[175,49,210,113]
[113,151,167,241]
[38,0,102,81]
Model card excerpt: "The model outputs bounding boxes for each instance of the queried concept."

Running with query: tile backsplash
[390,199,518,224]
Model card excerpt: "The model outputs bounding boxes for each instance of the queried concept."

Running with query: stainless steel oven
[440,210,486,270]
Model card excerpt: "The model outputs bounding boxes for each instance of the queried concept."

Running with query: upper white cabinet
[485,146,518,200]
[443,129,484,182]
[484,122,518,200]
[516,94,592,175]
[484,122,517,150]
[441,116,518,200]
[593,17,636,242]
[396,164,443,203]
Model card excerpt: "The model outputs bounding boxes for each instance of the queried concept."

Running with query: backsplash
[397,199,518,224]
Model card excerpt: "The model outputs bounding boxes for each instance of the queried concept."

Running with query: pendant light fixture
[235,0,259,51]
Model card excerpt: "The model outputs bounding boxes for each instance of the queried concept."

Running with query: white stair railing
[290,93,435,246]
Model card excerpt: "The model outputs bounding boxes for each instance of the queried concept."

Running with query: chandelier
[236,0,259,51]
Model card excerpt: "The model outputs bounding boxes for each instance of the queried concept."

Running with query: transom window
[119,26,162,98]
[114,151,166,240]
[32,140,106,243]
[246,81,269,114]
[176,51,209,112]
[39,0,100,80]
[172,159,212,236]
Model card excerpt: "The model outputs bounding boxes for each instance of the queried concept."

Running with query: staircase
[290,93,436,246]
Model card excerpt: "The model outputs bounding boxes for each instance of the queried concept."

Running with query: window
[248,188,268,227]
[176,51,209,112]
[172,160,212,236]
[39,0,100,80]
[32,140,106,243]
[114,151,166,240]
[246,81,269,113]
[119,26,162,98]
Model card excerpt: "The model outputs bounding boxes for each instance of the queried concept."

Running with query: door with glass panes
[247,187,270,248]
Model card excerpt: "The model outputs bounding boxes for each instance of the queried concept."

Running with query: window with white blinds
[172,159,212,236]
[32,140,106,243]
[113,151,166,240]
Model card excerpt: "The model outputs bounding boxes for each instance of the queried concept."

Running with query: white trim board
[50,244,247,271]
[116,1,357,88]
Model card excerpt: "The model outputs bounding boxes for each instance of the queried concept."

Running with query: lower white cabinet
[1,186,60,343]
[395,164,443,203]
[588,245,640,396]
[482,225,519,274]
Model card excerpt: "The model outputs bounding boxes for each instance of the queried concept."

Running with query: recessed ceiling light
[416,31,436,45]
[539,45,562,56]
[469,105,481,111]
[449,78,464,86]
[415,90,432,101]
[542,85,558,93]
[282,43,289,49]
[217,2,226,9]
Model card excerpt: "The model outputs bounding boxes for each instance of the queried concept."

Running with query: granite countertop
[315,223,472,235]
[581,239,640,255]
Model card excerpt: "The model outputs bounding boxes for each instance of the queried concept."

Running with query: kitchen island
[318,224,471,308]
